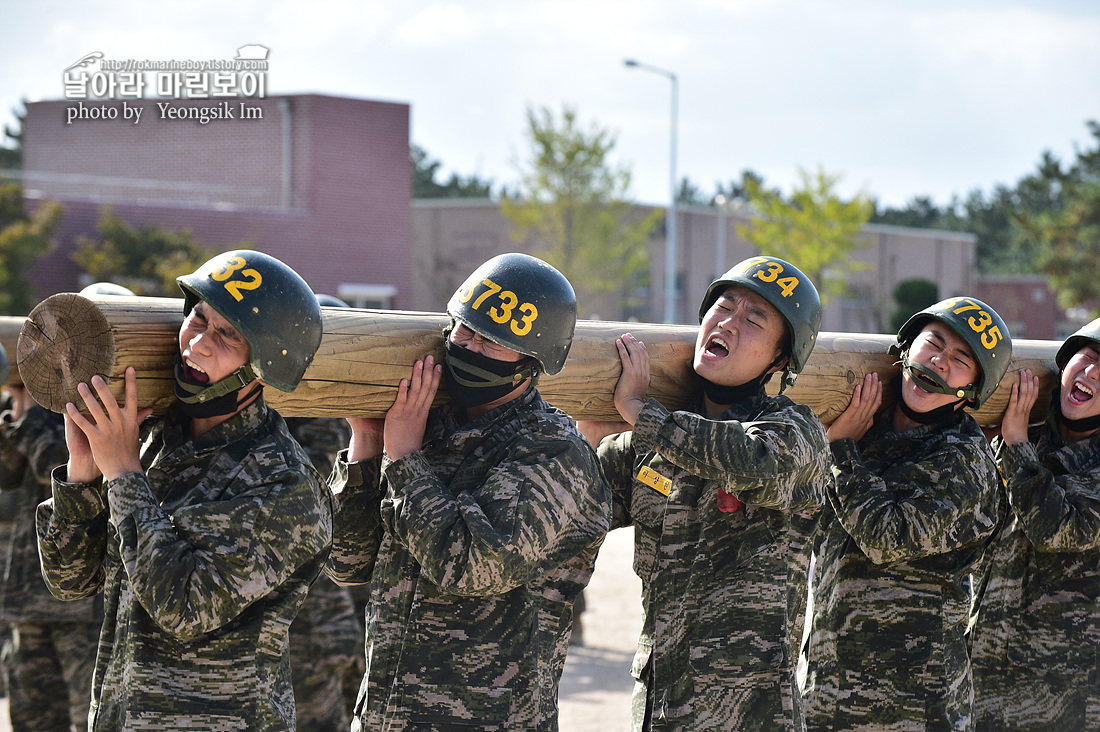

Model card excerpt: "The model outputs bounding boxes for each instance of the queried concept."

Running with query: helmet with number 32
[177,249,323,392]
[699,256,822,389]
[446,253,577,376]
[896,296,1012,408]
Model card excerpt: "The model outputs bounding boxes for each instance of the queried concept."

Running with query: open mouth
[1069,380,1095,404]
[182,358,210,385]
[705,335,730,358]
[912,372,939,393]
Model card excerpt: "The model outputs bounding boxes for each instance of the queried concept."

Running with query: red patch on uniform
[717,489,743,513]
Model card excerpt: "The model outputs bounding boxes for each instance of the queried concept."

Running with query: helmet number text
[752,260,799,297]
[951,299,1002,350]
[209,255,263,302]
[457,278,539,337]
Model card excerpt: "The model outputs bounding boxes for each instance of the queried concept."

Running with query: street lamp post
[625,58,678,323]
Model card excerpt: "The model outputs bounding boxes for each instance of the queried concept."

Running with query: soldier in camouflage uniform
[970,317,1100,730]
[36,250,333,731]
[0,382,101,732]
[801,297,1011,732]
[578,256,831,731]
[326,253,611,731]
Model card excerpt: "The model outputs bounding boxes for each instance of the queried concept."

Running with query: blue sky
[3,0,1098,208]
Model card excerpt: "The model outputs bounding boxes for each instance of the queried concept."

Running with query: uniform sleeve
[104,460,332,641]
[594,429,639,529]
[325,449,386,585]
[383,435,610,596]
[0,407,67,491]
[631,397,828,514]
[36,466,110,601]
[996,439,1100,552]
[829,435,1001,564]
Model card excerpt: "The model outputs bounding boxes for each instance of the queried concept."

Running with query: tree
[737,167,873,303]
[72,210,215,296]
[1025,180,1100,310]
[0,183,61,314]
[501,105,659,319]
[0,101,25,170]
[412,144,493,199]
[890,278,939,332]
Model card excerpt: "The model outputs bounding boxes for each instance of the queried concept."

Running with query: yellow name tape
[636,466,672,496]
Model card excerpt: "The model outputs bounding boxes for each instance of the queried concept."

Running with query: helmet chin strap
[174,359,260,405]
[888,344,979,403]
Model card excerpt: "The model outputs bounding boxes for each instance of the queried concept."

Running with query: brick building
[20,93,412,308]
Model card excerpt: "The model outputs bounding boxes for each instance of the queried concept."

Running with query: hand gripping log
[16,293,1059,424]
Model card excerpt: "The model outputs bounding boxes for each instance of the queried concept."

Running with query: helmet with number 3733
[176,249,323,392]
[896,296,1012,408]
[446,253,577,376]
[699,256,822,389]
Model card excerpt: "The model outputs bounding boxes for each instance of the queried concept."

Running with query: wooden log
[17,293,1060,425]
[0,316,24,386]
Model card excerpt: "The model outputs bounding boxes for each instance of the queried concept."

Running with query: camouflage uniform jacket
[326,387,611,731]
[594,392,830,731]
[0,404,101,623]
[803,408,1002,732]
[970,413,1100,687]
[36,395,333,732]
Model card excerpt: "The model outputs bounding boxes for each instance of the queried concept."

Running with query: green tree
[501,105,659,319]
[1025,180,1100,310]
[0,101,25,170]
[890,278,939,332]
[72,209,215,296]
[412,144,493,199]
[0,183,61,314]
[737,167,873,302]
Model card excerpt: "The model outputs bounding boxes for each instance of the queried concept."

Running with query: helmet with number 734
[699,256,822,389]
[176,249,323,392]
[895,296,1012,408]
[446,253,577,376]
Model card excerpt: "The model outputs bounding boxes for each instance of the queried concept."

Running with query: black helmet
[316,294,350,309]
[1056,317,1100,370]
[699,256,822,389]
[446,253,577,376]
[177,250,322,392]
[79,282,135,297]
[896,296,1012,408]
[0,342,8,387]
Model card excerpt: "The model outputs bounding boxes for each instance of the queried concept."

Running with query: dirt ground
[559,526,643,732]
[0,527,642,732]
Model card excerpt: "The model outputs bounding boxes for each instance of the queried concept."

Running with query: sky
[2,0,1098,209]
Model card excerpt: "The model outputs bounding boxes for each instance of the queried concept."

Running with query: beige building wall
[414,200,977,334]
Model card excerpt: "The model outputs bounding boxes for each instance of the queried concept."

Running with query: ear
[767,353,789,376]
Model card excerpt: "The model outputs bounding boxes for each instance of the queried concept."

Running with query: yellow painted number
[461,278,540,336]
[512,303,538,336]
[951,299,1000,349]
[210,255,262,302]
[753,261,799,297]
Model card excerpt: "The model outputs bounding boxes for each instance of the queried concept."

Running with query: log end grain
[17,294,115,413]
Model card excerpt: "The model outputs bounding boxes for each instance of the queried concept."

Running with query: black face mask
[443,340,537,408]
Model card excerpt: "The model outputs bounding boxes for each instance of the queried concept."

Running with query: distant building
[414,199,979,333]
[20,94,412,308]
[975,274,1074,340]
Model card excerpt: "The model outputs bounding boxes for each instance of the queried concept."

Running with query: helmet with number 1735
[895,296,1012,408]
